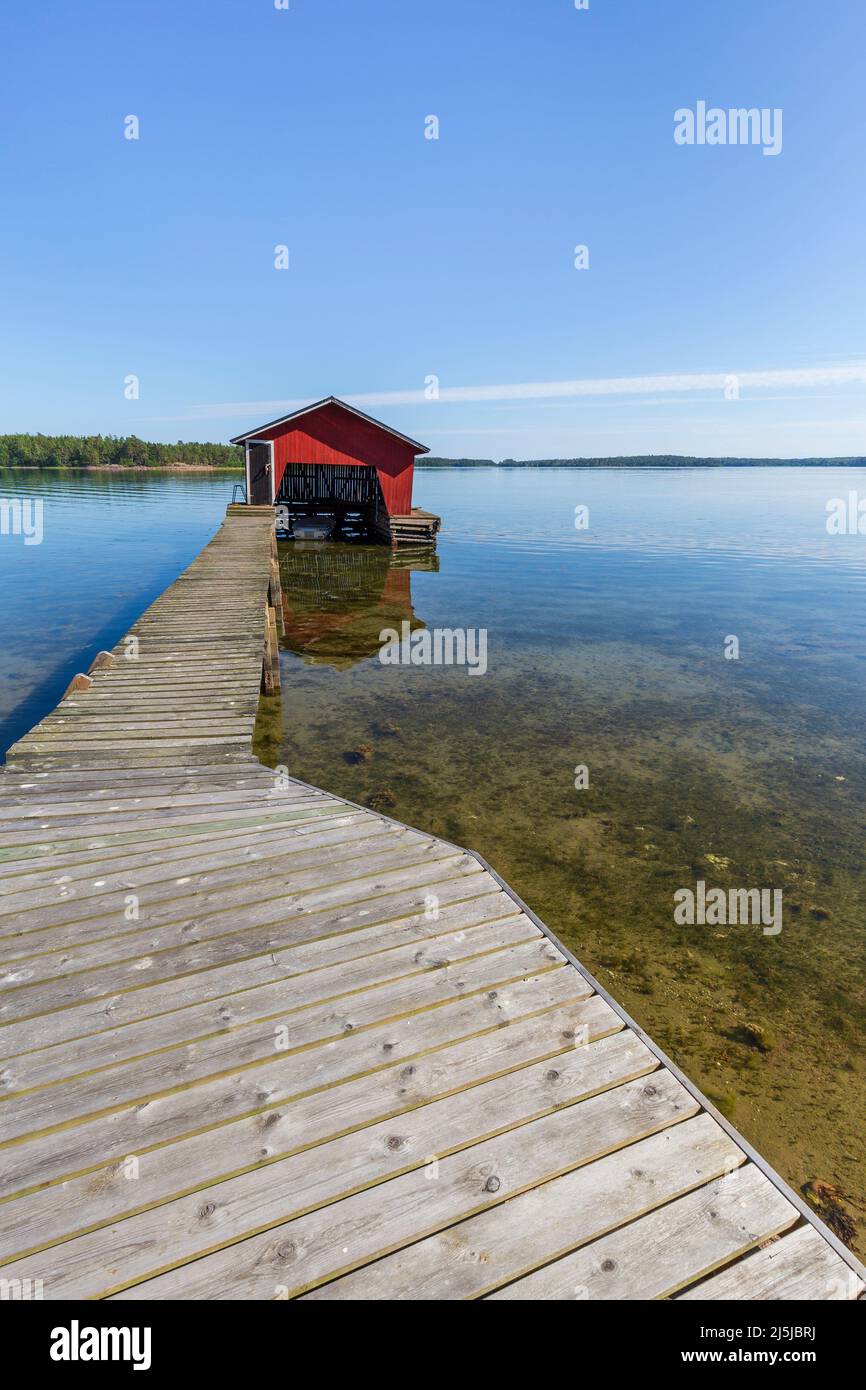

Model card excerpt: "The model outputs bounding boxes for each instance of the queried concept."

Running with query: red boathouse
[230,397,440,543]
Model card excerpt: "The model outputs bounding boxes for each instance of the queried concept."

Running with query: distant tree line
[421,454,866,468]
[3,436,863,471]
[0,434,240,469]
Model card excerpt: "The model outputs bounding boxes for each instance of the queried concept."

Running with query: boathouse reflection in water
[276,540,438,669]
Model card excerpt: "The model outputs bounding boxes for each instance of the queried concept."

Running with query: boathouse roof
[230,395,429,453]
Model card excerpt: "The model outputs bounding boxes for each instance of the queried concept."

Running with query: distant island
[1,434,864,471]
[423,454,866,468]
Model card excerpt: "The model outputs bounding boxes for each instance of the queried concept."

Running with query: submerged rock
[727,1023,776,1053]
[802,1180,857,1247]
[704,852,732,870]
[367,788,397,811]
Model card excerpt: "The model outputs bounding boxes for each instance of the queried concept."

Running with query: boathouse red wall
[247,401,419,516]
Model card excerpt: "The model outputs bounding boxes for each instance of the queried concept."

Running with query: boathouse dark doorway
[275,461,387,537]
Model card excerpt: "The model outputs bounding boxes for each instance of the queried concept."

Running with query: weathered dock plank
[0,506,862,1301]
[487,1163,800,1301]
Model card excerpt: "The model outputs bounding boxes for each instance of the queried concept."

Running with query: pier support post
[261,601,281,695]
[268,542,285,637]
[61,673,93,700]
[267,605,281,691]
[88,651,115,673]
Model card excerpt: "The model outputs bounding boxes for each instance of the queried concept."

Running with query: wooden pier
[382,508,442,545]
[0,505,862,1301]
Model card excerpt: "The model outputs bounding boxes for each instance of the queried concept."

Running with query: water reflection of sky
[416,466,866,571]
[0,470,236,755]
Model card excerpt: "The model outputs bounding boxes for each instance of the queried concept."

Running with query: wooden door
[248,442,272,504]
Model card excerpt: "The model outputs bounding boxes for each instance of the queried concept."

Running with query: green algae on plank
[0,807,344,862]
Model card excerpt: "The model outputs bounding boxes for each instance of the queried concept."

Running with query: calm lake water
[0,470,237,754]
[3,465,865,1251]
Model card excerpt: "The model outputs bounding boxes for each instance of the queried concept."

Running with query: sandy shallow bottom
[255,531,866,1259]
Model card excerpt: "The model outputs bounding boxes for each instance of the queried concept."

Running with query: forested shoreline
[0,434,240,469]
[2,434,864,470]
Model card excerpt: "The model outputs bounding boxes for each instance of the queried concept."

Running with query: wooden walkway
[0,506,862,1301]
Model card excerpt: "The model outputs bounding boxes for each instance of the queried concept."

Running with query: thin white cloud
[187,363,866,421]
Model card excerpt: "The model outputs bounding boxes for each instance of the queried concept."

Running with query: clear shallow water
[262,467,866,1253]
[1,465,864,1251]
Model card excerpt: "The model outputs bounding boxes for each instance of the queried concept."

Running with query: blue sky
[2,0,865,458]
